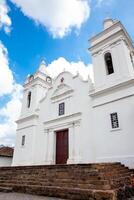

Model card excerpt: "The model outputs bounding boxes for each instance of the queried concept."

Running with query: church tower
[12,61,52,166]
[20,60,52,118]
[89,18,134,91]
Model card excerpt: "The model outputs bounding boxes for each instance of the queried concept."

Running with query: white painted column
[67,124,75,164]
[74,121,82,163]
[47,129,55,164]
[67,121,82,164]
[44,129,49,164]
[31,126,36,165]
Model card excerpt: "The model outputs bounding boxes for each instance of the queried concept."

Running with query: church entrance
[56,129,68,164]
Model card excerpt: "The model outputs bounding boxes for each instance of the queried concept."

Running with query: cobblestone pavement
[0,193,65,200]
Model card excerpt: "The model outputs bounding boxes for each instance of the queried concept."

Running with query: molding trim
[16,114,39,124]
[44,112,81,125]
[44,120,81,133]
[43,112,81,131]
[17,124,36,131]
[51,83,74,102]
[90,21,120,43]
[51,95,73,103]
[24,76,51,88]
[89,21,133,52]
[90,78,134,97]
[92,93,134,108]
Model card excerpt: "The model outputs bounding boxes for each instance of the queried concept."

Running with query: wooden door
[56,129,68,164]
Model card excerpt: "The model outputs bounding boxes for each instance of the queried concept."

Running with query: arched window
[104,52,114,75]
[27,91,31,108]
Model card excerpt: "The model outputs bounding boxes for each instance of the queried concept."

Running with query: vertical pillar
[44,129,49,164]
[67,121,82,164]
[74,121,82,163]
[47,129,55,164]
[67,124,75,164]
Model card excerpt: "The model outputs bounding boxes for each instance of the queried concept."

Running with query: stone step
[100,168,130,176]
[0,163,126,172]
[0,163,133,200]
[0,178,108,184]
[12,185,116,200]
[0,166,126,173]
[0,175,101,181]
[0,186,13,193]
[0,168,130,178]
[0,171,100,177]
[0,169,130,178]
[0,180,111,190]
[0,171,131,182]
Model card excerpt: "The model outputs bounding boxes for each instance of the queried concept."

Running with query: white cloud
[0,41,22,146]
[46,57,94,81]
[0,0,12,33]
[0,42,14,96]
[0,84,22,122]
[10,0,90,38]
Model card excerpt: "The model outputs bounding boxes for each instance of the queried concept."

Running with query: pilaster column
[74,121,82,163]
[67,123,75,164]
[47,129,55,164]
[67,120,82,164]
[44,129,49,164]
[44,129,55,165]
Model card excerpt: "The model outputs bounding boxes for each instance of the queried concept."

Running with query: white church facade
[12,19,134,168]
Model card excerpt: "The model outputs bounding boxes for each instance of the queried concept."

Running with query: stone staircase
[0,163,133,200]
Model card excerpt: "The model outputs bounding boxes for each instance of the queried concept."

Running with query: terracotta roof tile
[0,147,13,157]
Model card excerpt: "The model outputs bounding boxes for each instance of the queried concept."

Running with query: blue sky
[0,0,134,146]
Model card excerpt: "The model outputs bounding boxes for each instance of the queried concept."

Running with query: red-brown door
[56,129,68,164]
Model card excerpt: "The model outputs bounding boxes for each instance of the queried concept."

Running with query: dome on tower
[38,59,49,75]
[103,18,115,30]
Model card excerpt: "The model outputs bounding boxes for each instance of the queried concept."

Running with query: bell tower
[12,61,52,166]
[89,18,134,91]
[20,60,52,118]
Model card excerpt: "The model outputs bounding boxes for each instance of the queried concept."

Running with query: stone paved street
[0,192,134,200]
[0,193,65,200]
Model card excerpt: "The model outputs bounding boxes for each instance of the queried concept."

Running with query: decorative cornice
[51,83,74,101]
[91,37,123,56]
[88,32,122,55]
[17,124,36,131]
[89,78,134,97]
[44,119,81,133]
[89,22,134,53]
[44,112,82,125]
[110,38,122,48]
[24,76,51,89]
[89,21,120,43]
[16,113,39,124]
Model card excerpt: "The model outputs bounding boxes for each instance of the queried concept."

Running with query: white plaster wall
[91,87,134,169]
[0,157,12,166]
[12,126,37,166]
